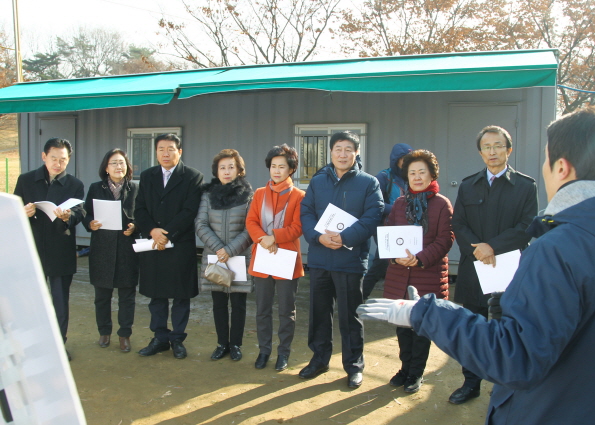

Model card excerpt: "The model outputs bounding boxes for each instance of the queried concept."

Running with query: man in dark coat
[14,138,85,353]
[358,106,595,425]
[134,133,203,360]
[300,131,384,388]
[450,125,538,404]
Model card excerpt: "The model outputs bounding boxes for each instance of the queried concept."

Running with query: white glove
[356,286,420,327]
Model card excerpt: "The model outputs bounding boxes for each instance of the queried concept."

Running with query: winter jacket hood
[389,143,413,176]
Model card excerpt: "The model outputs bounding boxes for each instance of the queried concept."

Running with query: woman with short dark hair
[82,149,139,352]
[246,144,305,371]
[196,149,253,362]
[383,149,454,393]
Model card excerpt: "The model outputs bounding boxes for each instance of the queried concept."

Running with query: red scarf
[408,180,439,196]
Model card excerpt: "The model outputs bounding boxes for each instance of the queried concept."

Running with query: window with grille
[126,127,182,180]
[294,124,367,189]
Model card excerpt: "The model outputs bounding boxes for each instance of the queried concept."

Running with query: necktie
[489,175,496,186]
[164,170,171,187]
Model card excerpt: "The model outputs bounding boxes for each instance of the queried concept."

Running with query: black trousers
[361,250,389,300]
[308,268,364,374]
[461,303,489,389]
[47,275,73,343]
[148,298,190,343]
[396,327,432,377]
[211,291,247,347]
[94,286,136,337]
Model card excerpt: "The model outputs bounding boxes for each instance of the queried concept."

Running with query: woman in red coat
[246,144,305,372]
[383,149,454,393]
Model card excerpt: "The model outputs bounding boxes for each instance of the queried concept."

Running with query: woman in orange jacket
[246,144,305,372]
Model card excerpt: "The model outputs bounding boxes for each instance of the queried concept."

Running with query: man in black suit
[449,125,538,404]
[14,138,85,358]
[135,133,203,359]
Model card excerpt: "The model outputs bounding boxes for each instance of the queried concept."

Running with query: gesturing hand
[356,286,420,327]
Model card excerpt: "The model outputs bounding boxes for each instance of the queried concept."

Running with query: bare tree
[340,0,595,113]
[159,0,342,67]
[0,26,16,88]
[492,0,595,114]
[56,27,126,78]
[338,0,505,57]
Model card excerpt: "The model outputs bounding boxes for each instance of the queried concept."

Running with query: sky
[1,0,189,58]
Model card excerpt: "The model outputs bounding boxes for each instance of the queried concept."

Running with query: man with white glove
[356,107,595,425]
[357,286,420,327]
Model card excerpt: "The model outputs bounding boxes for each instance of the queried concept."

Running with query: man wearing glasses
[448,126,538,404]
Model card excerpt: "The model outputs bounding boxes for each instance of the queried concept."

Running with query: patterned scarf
[260,177,294,234]
[108,177,125,200]
[405,180,439,234]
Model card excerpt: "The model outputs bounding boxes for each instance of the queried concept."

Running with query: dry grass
[0,113,20,193]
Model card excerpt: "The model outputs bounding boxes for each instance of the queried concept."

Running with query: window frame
[293,123,367,190]
[126,127,182,181]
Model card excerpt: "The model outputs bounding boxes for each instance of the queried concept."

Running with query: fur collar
[203,177,253,209]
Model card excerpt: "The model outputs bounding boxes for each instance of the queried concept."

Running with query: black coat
[452,166,538,307]
[82,180,139,289]
[14,166,85,276]
[134,161,204,299]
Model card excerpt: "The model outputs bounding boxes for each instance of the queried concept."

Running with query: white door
[39,117,76,176]
[446,104,518,266]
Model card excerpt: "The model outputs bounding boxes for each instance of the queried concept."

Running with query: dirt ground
[67,256,490,425]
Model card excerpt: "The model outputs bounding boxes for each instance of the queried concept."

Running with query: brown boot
[119,337,131,353]
[98,335,110,348]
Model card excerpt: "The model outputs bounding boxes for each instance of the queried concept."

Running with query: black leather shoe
[98,335,110,348]
[389,370,408,387]
[348,372,363,388]
[255,353,270,369]
[172,340,187,359]
[275,355,289,371]
[138,338,170,356]
[299,362,329,379]
[230,345,242,361]
[404,375,423,393]
[449,386,480,404]
[211,344,230,360]
[66,349,72,362]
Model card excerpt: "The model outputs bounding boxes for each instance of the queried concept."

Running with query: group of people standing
[15,124,536,398]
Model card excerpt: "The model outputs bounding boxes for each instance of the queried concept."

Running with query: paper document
[133,238,173,253]
[252,244,298,280]
[474,250,521,294]
[92,199,122,230]
[34,198,84,222]
[207,255,247,282]
[377,225,423,259]
[314,203,358,234]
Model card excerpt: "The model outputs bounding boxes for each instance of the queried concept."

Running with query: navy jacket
[375,143,412,217]
[412,180,595,425]
[301,159,384,274]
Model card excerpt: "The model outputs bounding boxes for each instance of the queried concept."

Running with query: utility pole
[12,0,23,83]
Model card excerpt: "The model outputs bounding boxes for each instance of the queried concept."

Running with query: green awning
[178,50,558,98]
[0,50,557,114]
[0,70,224,113]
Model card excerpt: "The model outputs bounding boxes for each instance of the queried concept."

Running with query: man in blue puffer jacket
[357,107,595,424]
[300,131,384,388]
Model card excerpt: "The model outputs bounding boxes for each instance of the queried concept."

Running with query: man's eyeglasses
[480,145,507,152]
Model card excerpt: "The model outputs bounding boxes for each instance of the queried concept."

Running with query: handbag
[205,260,235,288]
